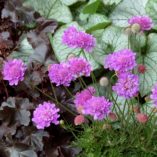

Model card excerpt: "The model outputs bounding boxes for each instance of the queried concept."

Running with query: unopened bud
[138,64,146,74]
[136,113,148,124]
[74,115,85,126]
[67,53,75,60]
[59,120,64,125]
[99,77,109,87]
[145,96,150,102]
[108,112,118,121]
[131,23,141,33]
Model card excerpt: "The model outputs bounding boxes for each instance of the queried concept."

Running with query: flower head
[74,87,96,113]
[104,49,136,72]
[68,57,91,78]
[112,73,139,99]
[62,26,78,48]
[32,102,60,129]
[150,84,157,107]
[2,59,26,86]
[48,63,73,86]
[83,96,112,120]
[128,16,153,31]
[62,26,96,52]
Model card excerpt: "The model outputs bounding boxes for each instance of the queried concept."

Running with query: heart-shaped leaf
[110,0,148,27]
[146,0,157,26]
[137,33,157,96]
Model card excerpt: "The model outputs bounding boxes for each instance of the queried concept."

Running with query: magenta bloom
[112,73,139,99]
[48,63,73,86]
[62,26,96,52]
[74,87,96,113]
[2,59,26,86]
[83,96,112,120]
[32,102,60,129]
[150,84,157,107]
[104,49,136,72]
[68,57,91,79]
[128,16,153,31]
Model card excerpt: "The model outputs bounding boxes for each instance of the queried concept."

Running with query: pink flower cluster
[104,49,136,72]
[128,16,153,31]
[32,102,60,129]
[74,87,112,120]
[2,59,27,86]
[62,26,96,52]
[150,84,157,107]
[48,57,91,86]
[104,49,139,98]
[112,73,139,99]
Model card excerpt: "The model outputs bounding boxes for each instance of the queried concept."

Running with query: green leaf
[138,33,157,96]
[92,26,128,65]
[146,0,157,26]
[10,38,34,64]
[27,0,72,23]
[60,0,81,6]
[130,34,146,52]
[84,13,111,33]
[103,0,122,5]
[83,0,100,14]
[50,22,100,70]
[110,0,148,27]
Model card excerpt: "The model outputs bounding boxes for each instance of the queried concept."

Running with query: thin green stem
[35,86,76,116]
[64,86,74,98]
[50,81,58,103]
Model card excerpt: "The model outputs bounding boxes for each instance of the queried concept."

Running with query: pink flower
[74,115,85,126]
[74,87,96,113]
[48,63,73,86]
[62,26,96,52]
[112,73,139,99]
[128,16,153,31]
[83,96,112,120]
[104,49,136,72]
[32,102,60,129]
[68,57,91,79]
[2,59,26,86]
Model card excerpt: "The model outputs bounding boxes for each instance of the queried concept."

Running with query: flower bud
[136,113,148,124]
[74,115,85,126]
[144,96,150,102]
[138,64,146,74]
[99,77,109,87]
[108,112,118,121]
[131,23,141,33]
[59,120,64,125]
[67,53,75,60]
